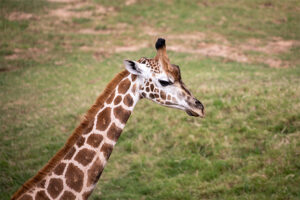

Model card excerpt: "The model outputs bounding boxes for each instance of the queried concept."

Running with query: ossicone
[155,38,166,50]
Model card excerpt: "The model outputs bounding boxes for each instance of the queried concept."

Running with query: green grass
[1,0,300,199]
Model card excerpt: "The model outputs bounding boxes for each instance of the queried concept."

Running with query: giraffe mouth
[185,109,205,118]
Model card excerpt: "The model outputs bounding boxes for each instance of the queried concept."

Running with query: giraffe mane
[11,70,130,200]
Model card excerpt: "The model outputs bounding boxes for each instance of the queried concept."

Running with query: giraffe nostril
[195,99,204,109]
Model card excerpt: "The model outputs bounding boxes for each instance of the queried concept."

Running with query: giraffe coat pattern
[12,38,205,200]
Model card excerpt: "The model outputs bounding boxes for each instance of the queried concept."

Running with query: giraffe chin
[185,109,205,118]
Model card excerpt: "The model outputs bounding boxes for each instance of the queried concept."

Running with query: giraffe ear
[123,60,143,75]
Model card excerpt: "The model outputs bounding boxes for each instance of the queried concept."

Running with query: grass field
[1,0,300,199]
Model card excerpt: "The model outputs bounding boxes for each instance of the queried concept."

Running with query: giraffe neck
[14,71,141,200]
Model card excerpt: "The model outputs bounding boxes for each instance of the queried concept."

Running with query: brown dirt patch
[115,43,149,53]
[261,58,289,68]
[168,43,248,63]
[78,29,112,35]
[4,48,49,61]
[125,0,137,6]
[48,2,113,19]
[4,49,23,60]
[241,37,296,55]
[80,42,149,54]
[7,12,35,21]
[142,26,162,37]
[47,0,77,2]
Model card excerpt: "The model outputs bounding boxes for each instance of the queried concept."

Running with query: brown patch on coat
[35,191,50,200]
[100,143,114,160]
[113,106,131,124]
[114,95,122,105]
[87,133,103,148]
[74,148,96,166]
[160,91,166,100]
[87,158,103,187]
[47,178,63,198]
[106,90,115,104]
[82,189,94,200]
[53,163,66,175]
[149,93,155,99]
[96,107,111,131]
[11,70,130,200]
[131,74,137,81]
[118,78,131,94]
[64,147,76,160]
[131,83,136,93]
[65,163,84,192]
[76,136,85,147]
[150,84,154,92]
[107,123,122,141]
[124,94,134,107]
[59,191,76,200]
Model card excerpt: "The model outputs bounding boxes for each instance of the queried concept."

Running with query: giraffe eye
[159,80,172,87]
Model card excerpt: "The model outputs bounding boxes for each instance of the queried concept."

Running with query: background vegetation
[1,0,299,199]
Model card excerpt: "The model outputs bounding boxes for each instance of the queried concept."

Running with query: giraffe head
[124,38,204,117]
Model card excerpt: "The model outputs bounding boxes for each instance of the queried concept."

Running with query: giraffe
[12,38,205,200]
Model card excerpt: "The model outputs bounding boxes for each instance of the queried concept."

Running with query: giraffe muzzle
[185,99,205,117]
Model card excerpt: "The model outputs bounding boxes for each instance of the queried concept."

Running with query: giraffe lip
[185,109,205,118]
[186,110,199,117]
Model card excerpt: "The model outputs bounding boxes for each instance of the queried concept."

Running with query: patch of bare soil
[262,58,289,68]
[143,26,162,37]
[4,49,23,60]
[115,43,149,53]
[7,12,36,21]
[47,0,77,2]
[4,48,49,61]
[48,2,113,19]
[168,43,249,63]
[241,38,296,55]
[125,0,137,6]
[168,32,207,41]
[80,42,149,54]
[78,29,112,35]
